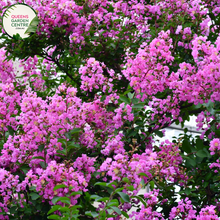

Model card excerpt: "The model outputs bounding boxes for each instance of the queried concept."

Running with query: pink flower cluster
[99,140,185,194]
[196,111,216,139]
[21,155,95,205]
[123,30,220,125]
[0,83,20,135]
[0,82,129,170]
[196,205,219,220]
[157,140,185,183]
[0,169,19,219]
[0,79,138,213]
[210,138,220,155]
[0,49,16,83]
[130,189,165,220]
[209,138,220,171]
[79,58,115,93]
[170,198,218,220]
[123,30,174,101]
[19,55,57,91]
[169,198,196,219]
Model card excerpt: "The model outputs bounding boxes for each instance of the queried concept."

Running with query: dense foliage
[0,0,220,219]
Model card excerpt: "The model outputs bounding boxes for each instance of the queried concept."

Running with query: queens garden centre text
[11,15,29,27]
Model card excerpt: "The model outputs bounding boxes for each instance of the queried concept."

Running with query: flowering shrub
[0,0,220,219]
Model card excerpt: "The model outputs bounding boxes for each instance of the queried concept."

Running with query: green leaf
[20,164,30,174]
[38,144,44,152]
[56,149,66,155]
[24,16,39,34]
[58,207,69,212]
[64,132,71,140]
[113,19,121,23]
[107,208,114,215]
[29,186,36,190]
[29,74,39,78]
[214,128,220,137]
[29,16,39,26]
[10,206,17,214]
[127,129,137,137]
[154,130,163,138]
[70,191,82,196]
[55,197,71,205]
[185,188,191,195]
[107,199,119,207]
[67,142,80,151]
[47,214,60,220]
[182,139,191,153]
[107,187,113,195]
[110,43,116,49]
[54,154,66,159]
[203,100,215,115]
[25,26,37,34]
[70,205,82,210]
[205,172,212,181]
[97,197,109,202]
[121,211,129,218]
[106,181,117,189]
[132,103,145,109]
[111,206,121,215]
[53,184,68,191]
[131,98,139,104]
[101,95,106,102]
[90,195,102,201]
[149,181,154,190]
[117,192,130,203]
[85,211,99,218]
[115,187,124,193]
[39,161,47,169]
[119,95,130,104]
[51,197,60,205]
[57,138,66,145]
[7,126,15,136]
[108,181,118,186]
[32,156,45,160]
[30,192,40,200]
[131,195,147,207]
[196,138,204,150]
[47,205,62,214]
[203,181,209,188]
[122,177,129,183]
[135,120,143,125]
[186,157,196,167]
[70,128,81,134]
[196,150,207,158]
[128,92,134,99]
[127,185,134,191]
[100,209,106,219]
[138,172,149,178]
[94,182,107,187]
